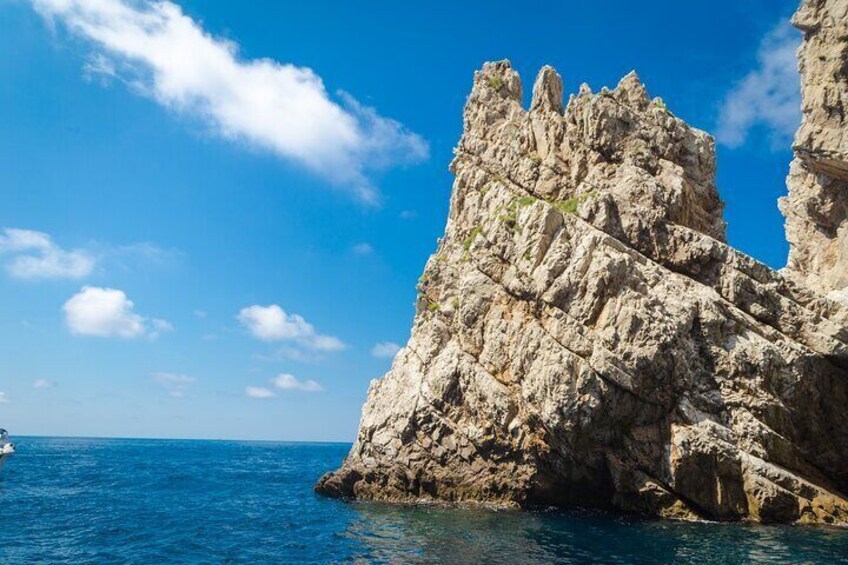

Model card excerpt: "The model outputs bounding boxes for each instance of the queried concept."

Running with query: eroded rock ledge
[317,0,848,525]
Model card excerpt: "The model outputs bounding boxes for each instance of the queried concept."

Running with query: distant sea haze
[0,437,846,563]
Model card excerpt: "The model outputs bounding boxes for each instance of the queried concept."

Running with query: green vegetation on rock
[555,191,596,215]
[463,226,484,251]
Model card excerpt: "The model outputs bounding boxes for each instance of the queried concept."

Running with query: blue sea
[1,438,847,564]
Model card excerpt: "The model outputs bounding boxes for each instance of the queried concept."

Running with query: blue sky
[0,0,800,441]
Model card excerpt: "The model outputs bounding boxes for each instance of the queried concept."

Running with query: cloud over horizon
[152,372,195,397]
[717,20,801,150]
[31,0,428,203]
[63,286,171,338]
[272,373,323,392]
[245,386,275,399]
[237,304,345,352]
[246,373,324,398]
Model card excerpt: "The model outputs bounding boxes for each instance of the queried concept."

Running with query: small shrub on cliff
[556,197,581,214]
[651,98,668,112]
[463,226,484,251]
[487,75,504,90]
[555,191,597,215]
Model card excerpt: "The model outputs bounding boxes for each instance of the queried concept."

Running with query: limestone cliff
[317,1,848,525]
[782,0,848,300]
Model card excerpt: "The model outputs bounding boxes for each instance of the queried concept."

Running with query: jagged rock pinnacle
[317,1,848,525]
[530,66,563,113]
[473,60,522,102]
[613,70,651,111]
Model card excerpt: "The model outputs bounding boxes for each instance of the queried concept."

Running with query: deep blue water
[1,438,848,564]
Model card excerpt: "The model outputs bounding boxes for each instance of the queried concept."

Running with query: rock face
[317,2,848,525]
[782,0,848,300]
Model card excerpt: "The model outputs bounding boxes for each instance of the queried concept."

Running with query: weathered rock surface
[318,1,848,525]
[782,0,848,300]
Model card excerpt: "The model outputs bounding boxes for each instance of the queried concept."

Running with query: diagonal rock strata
[317,0,848,525]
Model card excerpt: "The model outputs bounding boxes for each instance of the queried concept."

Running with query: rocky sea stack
[317,0,848,525]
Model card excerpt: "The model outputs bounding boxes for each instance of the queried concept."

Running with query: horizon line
[8,433,354,445]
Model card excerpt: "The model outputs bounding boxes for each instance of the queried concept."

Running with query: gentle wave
[1,438,846,564]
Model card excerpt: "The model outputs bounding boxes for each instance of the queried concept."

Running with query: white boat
[0,429,14,471]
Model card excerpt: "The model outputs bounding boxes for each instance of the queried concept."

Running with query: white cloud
[246,373,324,397]
[32,0,428,203]
[272,373,323,392]
[352,243,374,256]
[237,304,345,351]
[153,372,194,397]
[0,392,8,403]
[245,386,275,399]
[63,286,170,338]
[371,341,401,358]
[0,228,94,280]
[150,318,173,339]
[717,20,801,149]
[399,210,417,220]
[0,227,178,281]
[33,379,57,389]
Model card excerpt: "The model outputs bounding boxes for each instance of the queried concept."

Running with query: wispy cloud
[716,20,801,150]
[150,318,173,339]
[63,286,171,338]
[82,52,117,83]
[237,304,345,351]
[245,386,275,399]
[0,391,8,403]
[31,0,428,203]
[272,373,323,392]
[105,241,181,269]
[351,243,374,256]
[0,227,178,281]
[153,372,195,397]
[246,373,324,398]
[33,379,57,389]
[0,228,94,280]
[371,341,401,358]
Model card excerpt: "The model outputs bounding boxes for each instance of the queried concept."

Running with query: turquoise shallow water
[1,437,847,564]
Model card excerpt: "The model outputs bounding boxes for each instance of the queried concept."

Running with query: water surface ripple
[2,438,847,563]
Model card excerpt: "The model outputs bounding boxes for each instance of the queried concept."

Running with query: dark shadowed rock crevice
[317,0,848,525]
